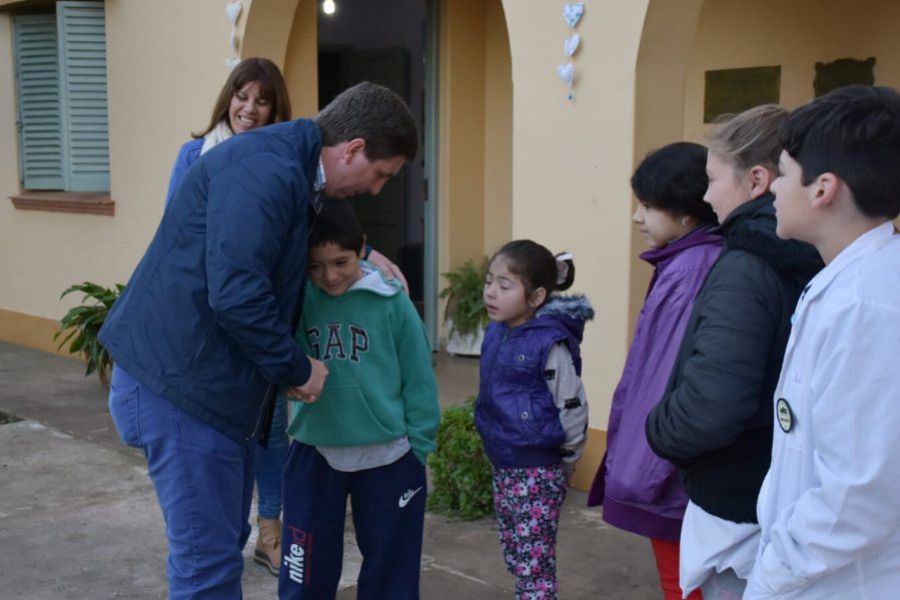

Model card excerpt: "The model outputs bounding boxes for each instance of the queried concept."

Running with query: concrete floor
[0,342,660,599]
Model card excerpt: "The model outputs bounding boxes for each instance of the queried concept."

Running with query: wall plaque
[704,66,781,123]
[814,57,875,97]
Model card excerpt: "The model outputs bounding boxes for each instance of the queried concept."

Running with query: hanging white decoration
[564,33,581,57]
[225,1,243,69]
[558,2,585,101]
[557,63,575,88]
[563,2,585,28]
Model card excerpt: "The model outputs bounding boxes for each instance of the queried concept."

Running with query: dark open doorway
[318,0,429,321]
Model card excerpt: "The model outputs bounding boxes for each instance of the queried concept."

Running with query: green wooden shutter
[57,1,110,192]
[12,13,64,190]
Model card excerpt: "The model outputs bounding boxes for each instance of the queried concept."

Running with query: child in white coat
[745,85,900,599]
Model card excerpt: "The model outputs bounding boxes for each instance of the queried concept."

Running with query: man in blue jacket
[99,82,417,600]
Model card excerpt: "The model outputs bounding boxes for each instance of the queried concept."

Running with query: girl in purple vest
[476,240,593,600]
[586,142,721,600]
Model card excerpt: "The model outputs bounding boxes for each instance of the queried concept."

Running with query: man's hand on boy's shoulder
[286,357,328,403]
[367,249,409,293]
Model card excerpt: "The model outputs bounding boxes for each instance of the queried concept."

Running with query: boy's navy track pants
[278,441,427,600]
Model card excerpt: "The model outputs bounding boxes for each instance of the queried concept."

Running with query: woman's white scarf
[200,120,234,155]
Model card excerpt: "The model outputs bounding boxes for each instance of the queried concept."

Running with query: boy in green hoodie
[279,198,440,600]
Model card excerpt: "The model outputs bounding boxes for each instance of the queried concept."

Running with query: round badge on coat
[776,398,794,433]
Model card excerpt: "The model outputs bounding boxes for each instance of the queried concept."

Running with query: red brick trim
[10,191,115,216]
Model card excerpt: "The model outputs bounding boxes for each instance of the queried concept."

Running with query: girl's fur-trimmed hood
[536,294,594,322]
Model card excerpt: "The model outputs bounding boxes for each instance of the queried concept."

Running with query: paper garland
[225,1,243,69]
[564,33,581,57]
[563,2,585,28]
[558,2,584,101]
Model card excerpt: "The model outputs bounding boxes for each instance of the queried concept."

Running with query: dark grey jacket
[646,193,823,523]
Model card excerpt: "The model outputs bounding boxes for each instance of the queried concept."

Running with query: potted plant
[427,397,494,519]
[439,257,489,356]
[54,281,123,387]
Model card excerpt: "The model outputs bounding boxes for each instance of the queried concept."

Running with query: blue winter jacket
[99,119,321,442]
[164,137,203,208]
[476,295,592,468]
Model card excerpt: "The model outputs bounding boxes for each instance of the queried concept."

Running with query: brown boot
[254,516,282,576]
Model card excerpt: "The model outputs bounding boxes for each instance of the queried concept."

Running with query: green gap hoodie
[286,263,440,464]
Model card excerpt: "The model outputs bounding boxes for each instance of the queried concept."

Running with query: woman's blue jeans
[255,394,288,519]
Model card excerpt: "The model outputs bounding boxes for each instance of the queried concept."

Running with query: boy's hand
[286,357,328,402]
[367,249,409,294]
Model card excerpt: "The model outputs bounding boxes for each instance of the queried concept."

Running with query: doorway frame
[423,0,440,349]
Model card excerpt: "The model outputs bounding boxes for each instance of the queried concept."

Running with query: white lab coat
[680,501,760,596]
[744,222,900,600]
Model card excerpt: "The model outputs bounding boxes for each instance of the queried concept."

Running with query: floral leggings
[492,464,567,600]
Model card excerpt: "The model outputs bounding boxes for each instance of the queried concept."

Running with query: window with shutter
[57,1,110,192]
[11,1,110,193]
[13,13,64,190]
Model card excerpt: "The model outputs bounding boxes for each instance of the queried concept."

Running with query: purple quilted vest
[475,295,591,468]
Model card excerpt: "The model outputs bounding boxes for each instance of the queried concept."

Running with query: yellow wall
[437,0,514,272]
[482,0,512,257]
[502,1,650,430]
[0,0,313,352]
[0,0,240,340]
[0,307,67,356]
[241,0,297,69]
[283,0,318,117]
[628,0,900,381]
[684,0,900,141]
[628,1,704,336]
[437,0,486,277]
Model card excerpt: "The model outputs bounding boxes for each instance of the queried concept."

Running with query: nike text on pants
[108,364,255,600]
[279,441,427,600]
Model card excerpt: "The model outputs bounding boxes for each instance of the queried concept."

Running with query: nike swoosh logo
[398,486,423,508]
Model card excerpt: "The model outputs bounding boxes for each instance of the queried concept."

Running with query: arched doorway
[242,0,513,348]
[631,0,900,327]
[629,1,704,330]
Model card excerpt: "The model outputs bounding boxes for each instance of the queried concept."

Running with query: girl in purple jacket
[477,240,593,600]
[587,142,721,600]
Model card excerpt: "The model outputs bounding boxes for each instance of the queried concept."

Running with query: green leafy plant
[439,257,489,337]
[427,397,494,520]
[54,282,123,387]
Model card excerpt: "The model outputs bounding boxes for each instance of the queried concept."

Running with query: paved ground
[0,341,660,599]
